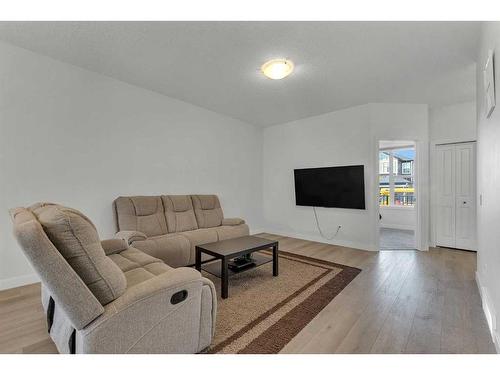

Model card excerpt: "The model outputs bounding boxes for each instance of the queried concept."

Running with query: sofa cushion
[191,195,223,228]
[122,263,173,288]
[161,195,198,233]
[179,228,218,264]
[107,247,162,272]
[32,203,126,305]
[114,196,168,237]
[108,247,172,288]
[131,234,191,268]
[11,206,105,330]
[214,224,250,241]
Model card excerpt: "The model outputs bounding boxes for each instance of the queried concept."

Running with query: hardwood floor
[0,234,495,354]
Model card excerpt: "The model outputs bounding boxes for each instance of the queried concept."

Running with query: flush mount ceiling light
[261,58,294,80]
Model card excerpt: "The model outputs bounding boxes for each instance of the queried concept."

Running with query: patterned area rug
[202,250,361,353]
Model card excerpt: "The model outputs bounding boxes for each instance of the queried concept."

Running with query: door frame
[374,139,424,251]
[430,140,477,249]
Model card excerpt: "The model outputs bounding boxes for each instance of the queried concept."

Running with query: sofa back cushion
[161,195,198,233]
[31,203,126,306]
[191,195,224,228]
[114,196,168,237]
[10,206,105,329]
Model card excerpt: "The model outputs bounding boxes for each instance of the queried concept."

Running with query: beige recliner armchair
[10,203,216,354]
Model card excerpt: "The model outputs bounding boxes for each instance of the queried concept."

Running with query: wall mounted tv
[294,165,365,209]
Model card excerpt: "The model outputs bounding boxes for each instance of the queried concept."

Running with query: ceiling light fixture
[261,58,294,80]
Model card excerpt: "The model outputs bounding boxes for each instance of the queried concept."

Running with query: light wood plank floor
[0,234,496,354]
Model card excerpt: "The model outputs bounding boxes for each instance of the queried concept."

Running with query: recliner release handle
[170,290,188,304]
[47,296,55,333]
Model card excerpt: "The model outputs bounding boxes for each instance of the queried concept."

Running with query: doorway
[434,142,477,251]
[378,140,417,250]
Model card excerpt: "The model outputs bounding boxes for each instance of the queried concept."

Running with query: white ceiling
[0,22,480,127]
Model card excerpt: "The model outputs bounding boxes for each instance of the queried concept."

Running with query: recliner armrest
[222,217,245,226]
[79,268,217,353]
[115,230,147,244]
[105,268,206,312]
[101,238,128,255]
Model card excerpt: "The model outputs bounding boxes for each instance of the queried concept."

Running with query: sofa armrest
[101,238,128,255]
[222,217,245,226]
[108,268,204,311]
[79,268,217,353]
[115,230,147,245]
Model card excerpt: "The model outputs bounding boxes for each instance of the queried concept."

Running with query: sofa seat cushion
[179,228,218,265]
[214,224,250,241]
[108,247,173,289]
[31,203,126,306]
[161,195,198,233]
[123,262,173,288]
[130,234,191,268]
[107,247,163,272]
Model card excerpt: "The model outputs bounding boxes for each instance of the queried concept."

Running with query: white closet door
[436,145,456,247]
[435,142,476,250]
[454,143,476,250]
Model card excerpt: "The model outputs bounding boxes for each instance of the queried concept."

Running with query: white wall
[379,206,415,231]
[262,105,371,250]
[429,101,477,144]
[475,21,500,352]
[262,103,428,251]
[0,41,264,289]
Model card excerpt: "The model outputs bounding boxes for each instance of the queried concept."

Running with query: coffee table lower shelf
[201,252,272,278]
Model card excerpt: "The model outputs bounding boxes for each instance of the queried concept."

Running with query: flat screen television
[294,165,365,209]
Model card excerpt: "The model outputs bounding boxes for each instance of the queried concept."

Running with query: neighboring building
[379,151,414,176]
[379,149,415,206]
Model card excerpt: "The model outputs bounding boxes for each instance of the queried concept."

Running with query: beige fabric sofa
[10,203,216,354]
[114,195,249,267]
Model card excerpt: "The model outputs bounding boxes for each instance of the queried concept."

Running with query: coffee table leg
[221,258,229,299]
[195,247,201,272]
[273,244,279,276]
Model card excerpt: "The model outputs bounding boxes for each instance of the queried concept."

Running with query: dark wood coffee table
[195,235,279,299]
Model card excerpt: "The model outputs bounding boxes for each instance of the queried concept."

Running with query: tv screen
[294,165,365,209]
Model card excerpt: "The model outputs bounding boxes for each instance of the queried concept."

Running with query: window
[393,158,398,174]
[379,147,415,207]
[379,152,390,205]
[379,153,389,174]
[401,161,412,175]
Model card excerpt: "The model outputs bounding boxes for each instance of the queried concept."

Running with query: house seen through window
[379,147,415,206]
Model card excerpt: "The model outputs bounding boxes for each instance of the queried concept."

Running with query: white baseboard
[0,273,39,291]
[475,271,500,353]
[380,223,415,231]
[262,228,372,251]
[250,228,266,235]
